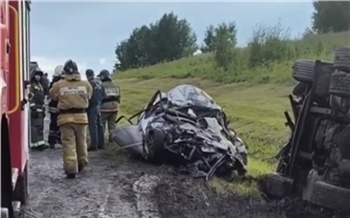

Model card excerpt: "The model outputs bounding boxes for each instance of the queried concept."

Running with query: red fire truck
[1,0,31,217]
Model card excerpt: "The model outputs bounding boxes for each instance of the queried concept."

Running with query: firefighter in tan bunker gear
[49,60,93,179]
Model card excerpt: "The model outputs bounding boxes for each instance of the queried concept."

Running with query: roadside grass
[116,78,293,198]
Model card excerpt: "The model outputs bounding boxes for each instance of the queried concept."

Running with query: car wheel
[292,59,316,83]
[334,46,350,72]
[329,70,350,98]
[144,128,165,160]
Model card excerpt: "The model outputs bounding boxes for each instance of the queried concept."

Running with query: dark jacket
[88,77,104,109]
[29,71,45,111]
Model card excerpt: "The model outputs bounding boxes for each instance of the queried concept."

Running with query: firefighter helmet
[63,59,78,74]
[54,65,64,77]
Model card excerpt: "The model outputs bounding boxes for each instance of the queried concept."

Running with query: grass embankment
[114,31,349,197]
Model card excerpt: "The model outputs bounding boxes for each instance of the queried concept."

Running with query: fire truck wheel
[1,117,14,218]
[1,208,9,218]
[14,164,29,204]
[334,46,350,72]
[329,70,350,98]
[292,59,316,83]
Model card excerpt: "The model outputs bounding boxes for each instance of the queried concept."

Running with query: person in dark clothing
[41,73,50,96]
[29,67,47,150]
[48,65,64,149]
[86,69,105,151]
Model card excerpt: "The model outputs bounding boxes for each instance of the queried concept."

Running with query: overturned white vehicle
[112,85,248,180]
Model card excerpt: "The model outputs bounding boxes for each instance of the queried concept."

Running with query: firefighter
[85,69,105,151]
[29,67,47,150]
[99,69,121,143]
[48,65,64,149]
[49,60,92,178]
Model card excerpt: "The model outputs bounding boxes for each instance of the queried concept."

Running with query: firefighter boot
[66,173,76,179]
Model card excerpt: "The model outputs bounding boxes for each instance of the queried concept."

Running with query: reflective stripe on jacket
[100,80,120,112]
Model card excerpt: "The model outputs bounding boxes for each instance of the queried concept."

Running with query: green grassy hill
[114,31,349,196]
[117,31,349,84]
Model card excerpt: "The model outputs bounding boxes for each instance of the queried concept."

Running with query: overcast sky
[31,2,314,77]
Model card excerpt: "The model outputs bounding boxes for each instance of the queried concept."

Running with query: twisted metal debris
[112,84,248,180]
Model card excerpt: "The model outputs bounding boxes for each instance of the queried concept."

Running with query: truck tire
[14,164,28,205]
[334,47,350,72]
[329,70,350,98]
[292,59,316,83]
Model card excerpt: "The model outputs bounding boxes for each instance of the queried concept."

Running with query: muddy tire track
[21,148,309,218]
[21,149,157,218]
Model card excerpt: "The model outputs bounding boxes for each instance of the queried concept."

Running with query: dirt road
[18,103,331,218]
[19,145,319,218]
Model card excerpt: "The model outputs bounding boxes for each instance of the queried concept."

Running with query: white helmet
[54,65,64,76]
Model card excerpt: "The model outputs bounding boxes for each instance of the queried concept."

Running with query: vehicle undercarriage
[265,46,350,215]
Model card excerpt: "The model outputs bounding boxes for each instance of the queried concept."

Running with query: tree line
[115,1,350,72]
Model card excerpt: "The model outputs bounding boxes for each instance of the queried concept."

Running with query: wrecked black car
[112,84,248,180]
[265,47,350,214]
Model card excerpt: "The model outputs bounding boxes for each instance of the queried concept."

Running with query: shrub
[116,29,349,85]
[247,21,293,67]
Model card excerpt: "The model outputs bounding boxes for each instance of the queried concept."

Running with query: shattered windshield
[167,84,221,110]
